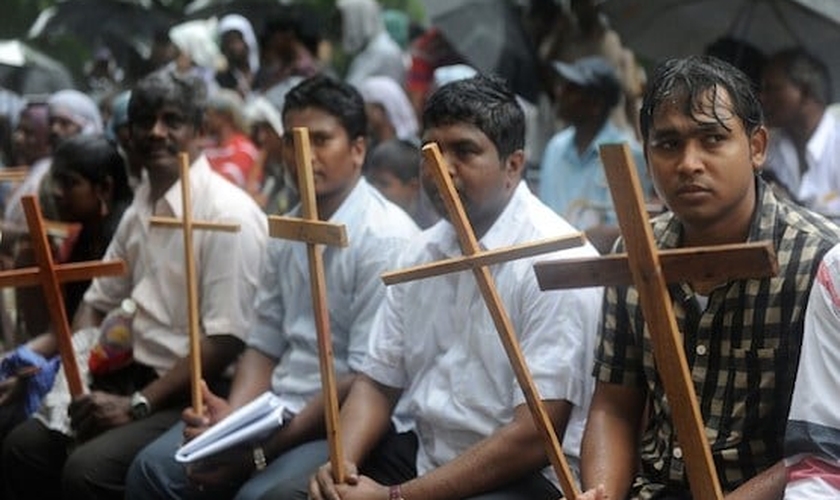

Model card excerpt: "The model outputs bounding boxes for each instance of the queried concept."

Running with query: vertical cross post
[266,127,349,483]
[148,153,240,415]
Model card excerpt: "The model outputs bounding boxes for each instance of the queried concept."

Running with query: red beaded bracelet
[389,484,404,500]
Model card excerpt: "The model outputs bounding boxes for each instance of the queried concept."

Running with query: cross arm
[383,234,584,285]
[267,216,348,247]
[534,241,777,290]
[149,217,240,232]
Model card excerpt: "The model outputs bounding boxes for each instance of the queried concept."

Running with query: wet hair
[282,74,367,140]
[128,69,207,129]
[51,134,132,206]
[422,74,524,159]
[366,138,421,182]
[766,47,831,105]
[639,55,764,145]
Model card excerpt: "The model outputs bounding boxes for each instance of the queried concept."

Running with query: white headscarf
[337,0,383,54]
[47,89,103,135]
[357,76,418,141]
[244,96,283,137]
[218,14,260,74]
[169,18,222,70]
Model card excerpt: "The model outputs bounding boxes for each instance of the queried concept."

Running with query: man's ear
[351,136,367,170]
[749,125,769,172]
[504,149,526,178]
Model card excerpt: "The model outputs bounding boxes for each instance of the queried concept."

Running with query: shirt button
[696,344,707,356]
[673,446,683,459]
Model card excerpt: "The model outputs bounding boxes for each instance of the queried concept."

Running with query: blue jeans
[126,422,329,500]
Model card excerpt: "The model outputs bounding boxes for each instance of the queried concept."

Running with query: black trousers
[0,363,185,500]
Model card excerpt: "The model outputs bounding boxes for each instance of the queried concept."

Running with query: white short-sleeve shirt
[363,181,603,483]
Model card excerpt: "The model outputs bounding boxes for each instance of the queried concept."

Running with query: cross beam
[0,195,127,396]
[534,241,777,289]
[382,143,584,499]
[266,127,349,483]
[148,153,240,415]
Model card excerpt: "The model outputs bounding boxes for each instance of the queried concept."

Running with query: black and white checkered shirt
[594,179,840,498]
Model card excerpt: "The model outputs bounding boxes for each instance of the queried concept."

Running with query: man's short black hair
[282,74,367,141]
[766,47,832,105]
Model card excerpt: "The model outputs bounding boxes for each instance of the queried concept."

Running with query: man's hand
[182,380,232,443]
[308,460,361,500]
[68,391,132,441]
[186,445,254,490]
[577,485,609,500]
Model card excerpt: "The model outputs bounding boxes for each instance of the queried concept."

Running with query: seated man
[126,74,419,500]
[578,56,840,500]
[0,69,268,500]
[299,75,603,500]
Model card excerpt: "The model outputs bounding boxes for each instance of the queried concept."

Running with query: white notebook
[175,391,286,463]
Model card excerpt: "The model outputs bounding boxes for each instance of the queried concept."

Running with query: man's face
[367,167,417,212]
[13,109,50,164]
[421,122,521,237]
[282,107,364,207]
[221,31,249,67]
[49,113,83,148]
[760,63,802,129]
[645,88,767,232]
[129,103,196,183]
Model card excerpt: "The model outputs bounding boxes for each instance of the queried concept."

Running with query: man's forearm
[264,373,358,460]
[724,460,785,500]
[339,375,401,465]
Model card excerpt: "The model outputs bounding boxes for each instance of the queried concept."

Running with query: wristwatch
[130,391,151,420]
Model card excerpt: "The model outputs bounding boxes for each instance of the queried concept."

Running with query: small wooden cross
[382,143,587,499]
[0,166,29,183]
[0,195,127,396]
[534,144,779,500]
[266,127,349,483]
[149,153,240,415]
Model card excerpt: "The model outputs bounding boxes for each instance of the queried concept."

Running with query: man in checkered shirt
[577,56,840,500]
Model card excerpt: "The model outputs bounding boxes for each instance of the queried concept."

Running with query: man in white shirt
[760,48,840,219]
[1,69,268,500]
[126,74,419,500]
[303,75,602,500]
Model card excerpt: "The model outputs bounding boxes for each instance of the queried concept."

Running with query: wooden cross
[149,153,240,415]
[265,127,349,482]
[381,143,587,499]
[0,195,126,396]
[534,144,779,500]
[0,166,29,183]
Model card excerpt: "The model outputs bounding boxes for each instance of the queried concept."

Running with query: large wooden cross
[0,195,126,395]
[534,144,779,500]
[266,127,349,482]
[149,153,240,415]
[381,143,588,499]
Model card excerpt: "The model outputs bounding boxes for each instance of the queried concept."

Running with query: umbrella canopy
[423,0,540,102]
[28,0,178,76]
[602,0,840,99]
[0,40,75,94]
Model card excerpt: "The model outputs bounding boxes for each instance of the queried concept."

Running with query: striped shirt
[594,178,840,498]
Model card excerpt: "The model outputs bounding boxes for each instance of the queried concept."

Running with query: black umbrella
[28,0,178,81]
[424,0,540,103]
[602,0,840,98]
[0,39,75,94]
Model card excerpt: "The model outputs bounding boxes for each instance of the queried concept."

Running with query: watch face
[131,394,151,419]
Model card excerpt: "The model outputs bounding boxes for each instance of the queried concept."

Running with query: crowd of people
[0,0,837,498]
